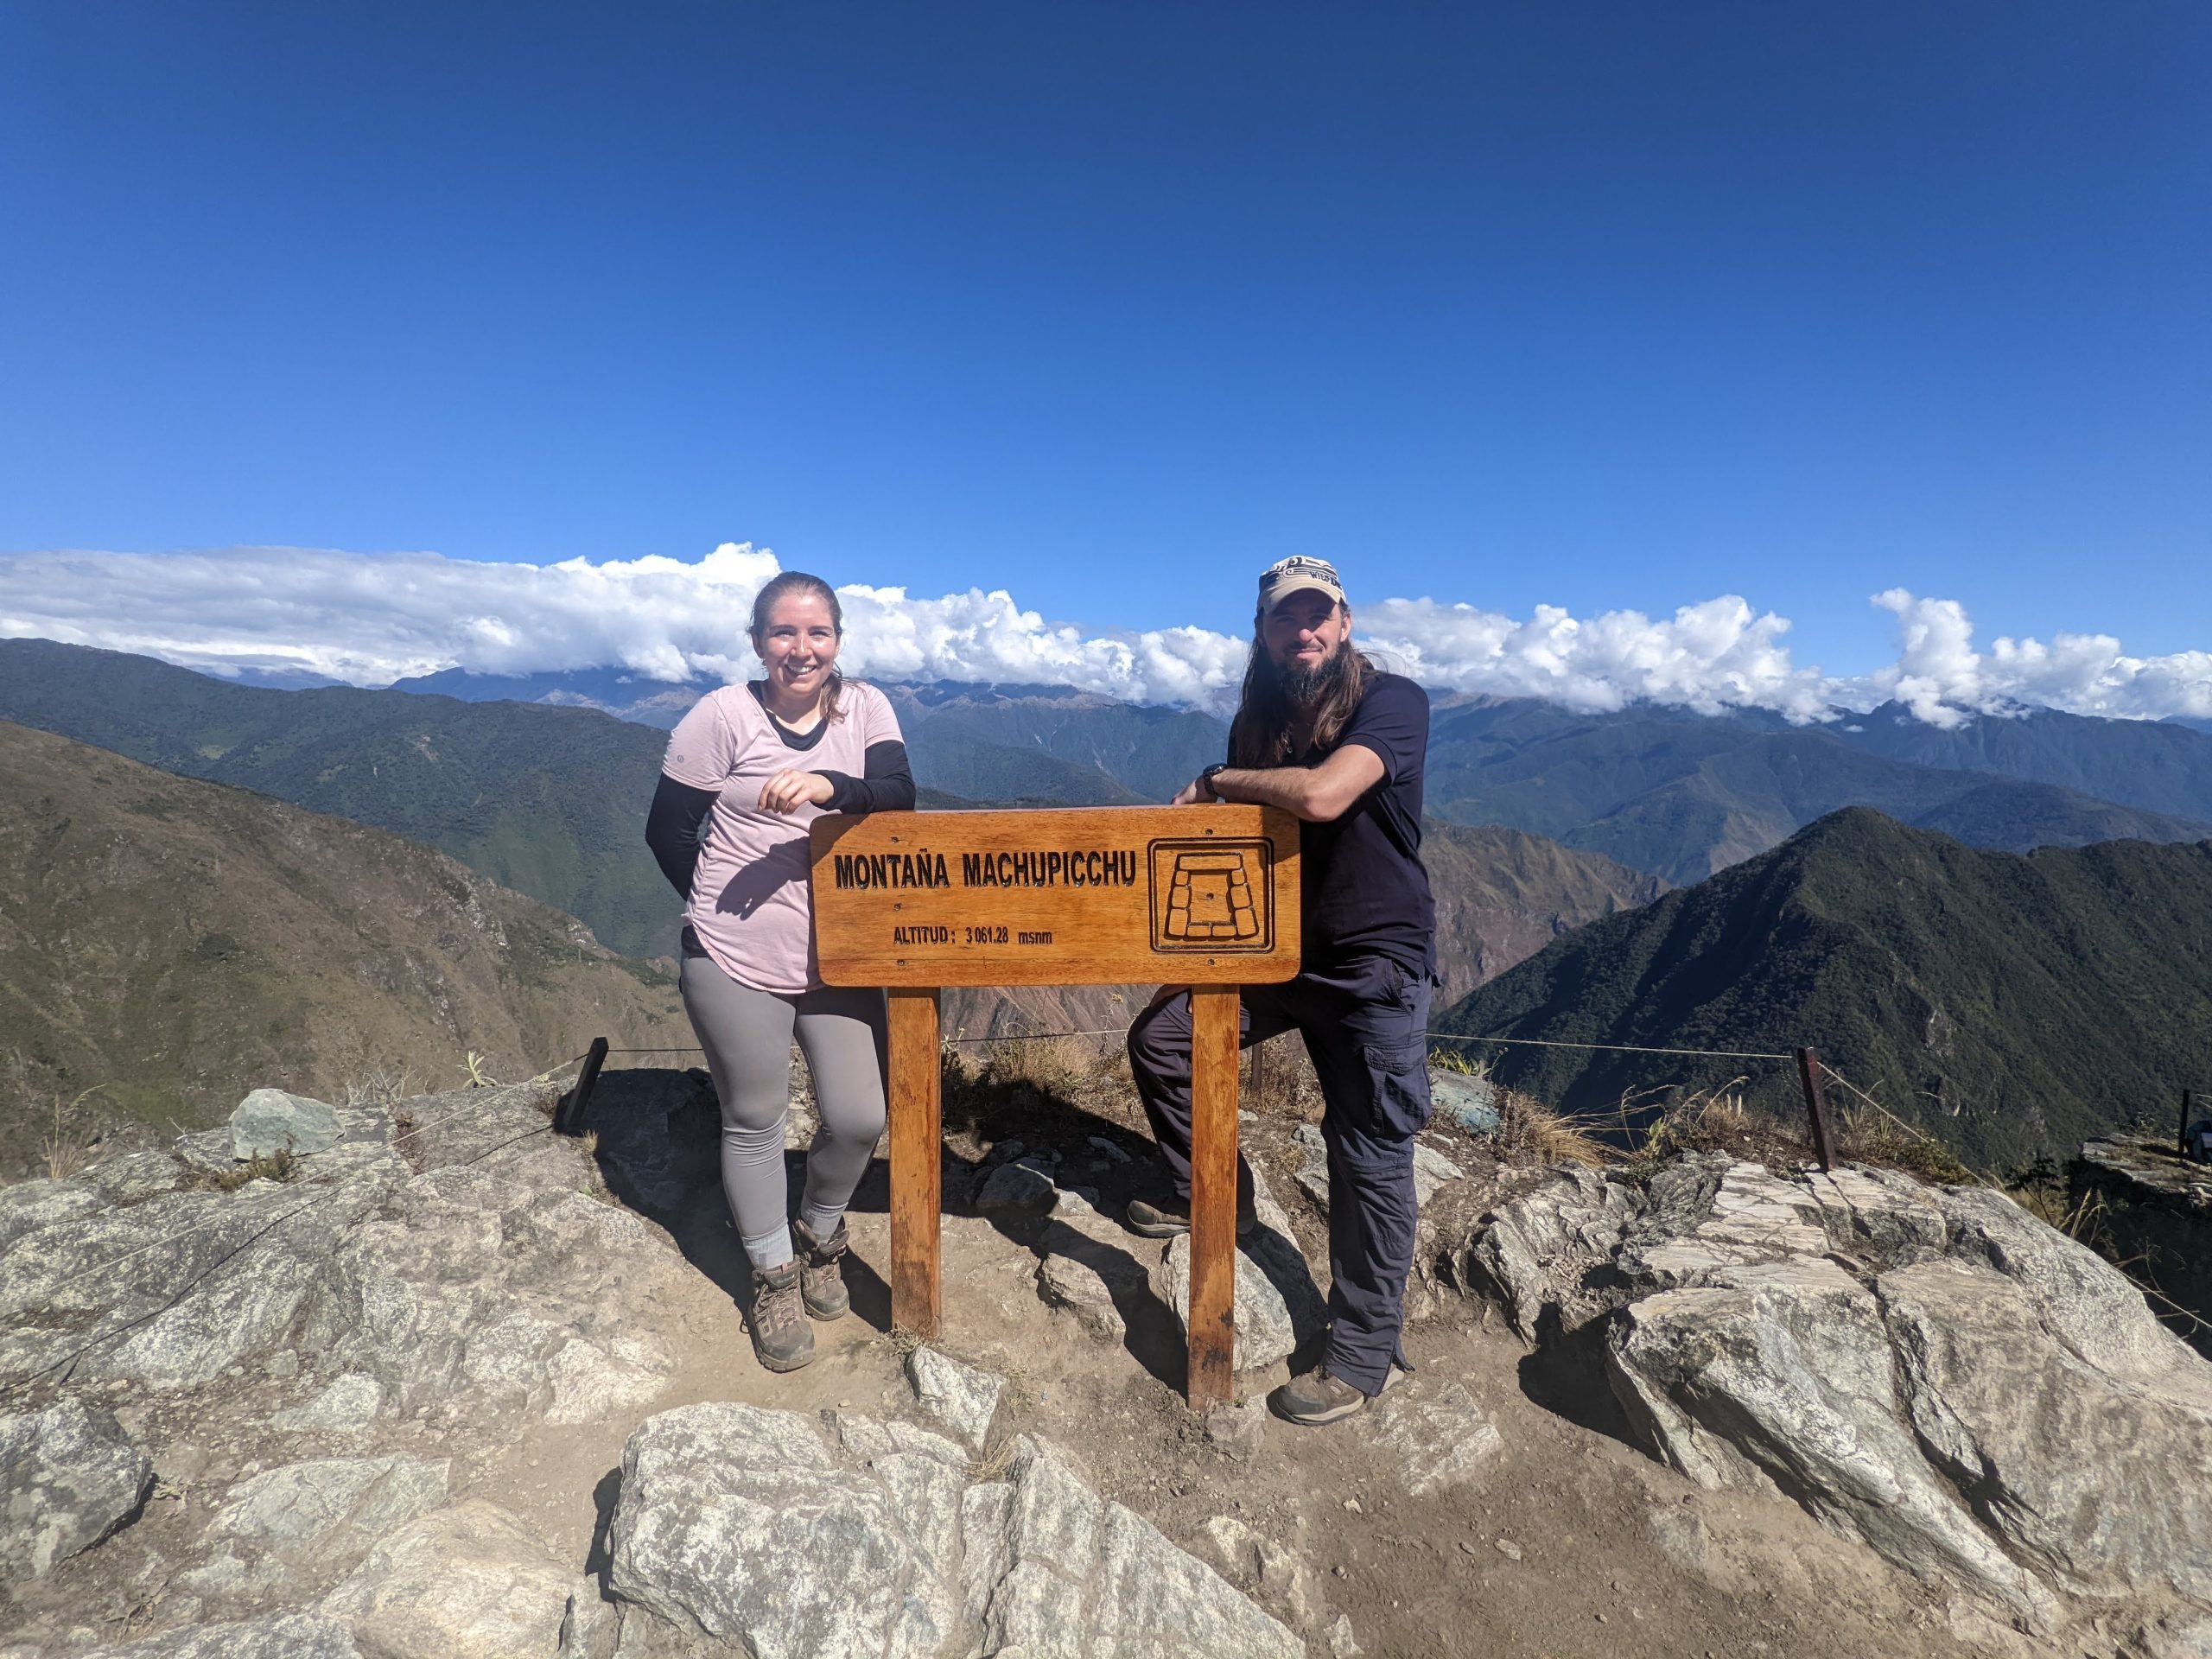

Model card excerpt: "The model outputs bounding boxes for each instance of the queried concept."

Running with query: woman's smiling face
[753,590,842,702]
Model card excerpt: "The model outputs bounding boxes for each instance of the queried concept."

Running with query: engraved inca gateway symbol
[1147,838,1274,952]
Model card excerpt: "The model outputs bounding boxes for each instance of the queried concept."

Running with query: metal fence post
[555,1037,610,1137]
[1796,1046,1835,1173]
[2185,1089,2198,1160]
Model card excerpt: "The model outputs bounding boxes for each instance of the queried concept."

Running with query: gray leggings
[678,939,889,1270]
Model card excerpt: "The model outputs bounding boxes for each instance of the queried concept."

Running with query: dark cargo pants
[1126,954,1433,1396]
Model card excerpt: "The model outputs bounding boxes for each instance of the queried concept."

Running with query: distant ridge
[1435,808,2212,1167]
[1425,696,2212,882]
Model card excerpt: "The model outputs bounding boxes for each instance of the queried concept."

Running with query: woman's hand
[758,769,836,814]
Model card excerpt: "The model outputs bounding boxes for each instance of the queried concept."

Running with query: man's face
[1262,590,1350,680]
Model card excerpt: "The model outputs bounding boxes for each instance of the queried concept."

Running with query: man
[1126,554,1437,1427]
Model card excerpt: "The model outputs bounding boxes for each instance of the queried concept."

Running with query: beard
[1275,642,1345,707]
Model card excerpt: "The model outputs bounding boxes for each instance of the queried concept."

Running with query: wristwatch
[1198,763,1229,800]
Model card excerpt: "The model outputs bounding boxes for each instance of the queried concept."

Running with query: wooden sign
[810,805,1301,987]
[808,804,1301,1410]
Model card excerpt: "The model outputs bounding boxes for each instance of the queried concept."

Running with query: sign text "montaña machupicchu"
[830,848,1140,890]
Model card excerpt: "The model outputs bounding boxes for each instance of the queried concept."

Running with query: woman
[644,571,914,1371]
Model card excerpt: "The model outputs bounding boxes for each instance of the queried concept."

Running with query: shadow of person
[572,1065,749,1307]
[1023,1211,1188,1392]
[708,834,810,920]
[1516,1300,1637,1448]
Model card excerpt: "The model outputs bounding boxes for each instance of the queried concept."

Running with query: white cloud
[2,543,2208,726]
[1859,588,2212,727]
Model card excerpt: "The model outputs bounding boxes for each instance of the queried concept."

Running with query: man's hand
[758,769,836,813]
[1171,748,1383,822]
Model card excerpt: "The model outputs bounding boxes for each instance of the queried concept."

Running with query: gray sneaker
[1268,1365,1373,1427]
[793,1215,850,1321]
[746,1258,816,1372]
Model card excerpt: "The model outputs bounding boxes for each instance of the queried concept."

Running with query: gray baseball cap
[1256,555,1346,617]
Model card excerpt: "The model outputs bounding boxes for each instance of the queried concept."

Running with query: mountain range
[0,641,1678,990]
[0,721,686,1176]
[12,635,2212,1177]
[1434,808,2212,1168]
[372,658,2212,883]
[1422,696,2212,883]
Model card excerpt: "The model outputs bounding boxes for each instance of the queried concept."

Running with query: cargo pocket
[1360,1036,1434,1139]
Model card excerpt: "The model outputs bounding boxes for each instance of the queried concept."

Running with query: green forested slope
[1435,809,2212,1167]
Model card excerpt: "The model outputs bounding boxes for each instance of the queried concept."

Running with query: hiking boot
[1126,1163,1258,1240]
[746,1258,815,1372]
[793,1215,850,1321]
[1268,1364,1373,1427]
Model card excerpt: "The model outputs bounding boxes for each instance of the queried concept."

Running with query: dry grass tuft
[345,1064,418,1109]
[1836,1104,1978,1185]
[2005,1165,2107,1242]
[1493,1086,1611,1168]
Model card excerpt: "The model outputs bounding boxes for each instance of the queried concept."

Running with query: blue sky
[1,2,2207,706]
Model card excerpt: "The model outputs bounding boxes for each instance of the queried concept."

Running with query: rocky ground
[3,1059,2209,1657]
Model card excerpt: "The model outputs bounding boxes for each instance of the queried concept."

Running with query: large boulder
[1455,1151,2212,1633]
[1155,1173,1327,1375]
[229,1089,346,1160]
[0,1402,152,1579]
[606,1401,1301,1658]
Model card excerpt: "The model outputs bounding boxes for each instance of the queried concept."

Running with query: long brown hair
[749,570,849,723]
[1227,608,1374,766]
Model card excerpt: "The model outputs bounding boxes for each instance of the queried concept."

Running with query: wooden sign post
[810,804,1300,1409]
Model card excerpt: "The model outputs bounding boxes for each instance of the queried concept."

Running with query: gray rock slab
[960,1437,1303,1659]
[610,1401,966,1657]
[271,1375,383,1433]
[560,1577,621,1659]
[1429,1067,1499,1135]
[606,1402,1298,1658]
[230,1089,346,1160]
[1368,1381,1503,1497]
[1412,1142,1466,1205]
[321,1498,575,1659]
[906,1346,1004,1450]
[0,1401,152,1577]
[1458,1164,1640,1341]
[1033,1194,1151,1343]
[74,1612,364,1658]
[1606,1256,2056,1628]
[207,1454,449,1566]
[1878,1256,2212,1607]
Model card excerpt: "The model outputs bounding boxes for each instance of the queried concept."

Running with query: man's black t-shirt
[1293,671,1435,976]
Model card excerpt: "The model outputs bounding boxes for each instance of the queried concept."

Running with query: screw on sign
[810,804,1301,1408]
